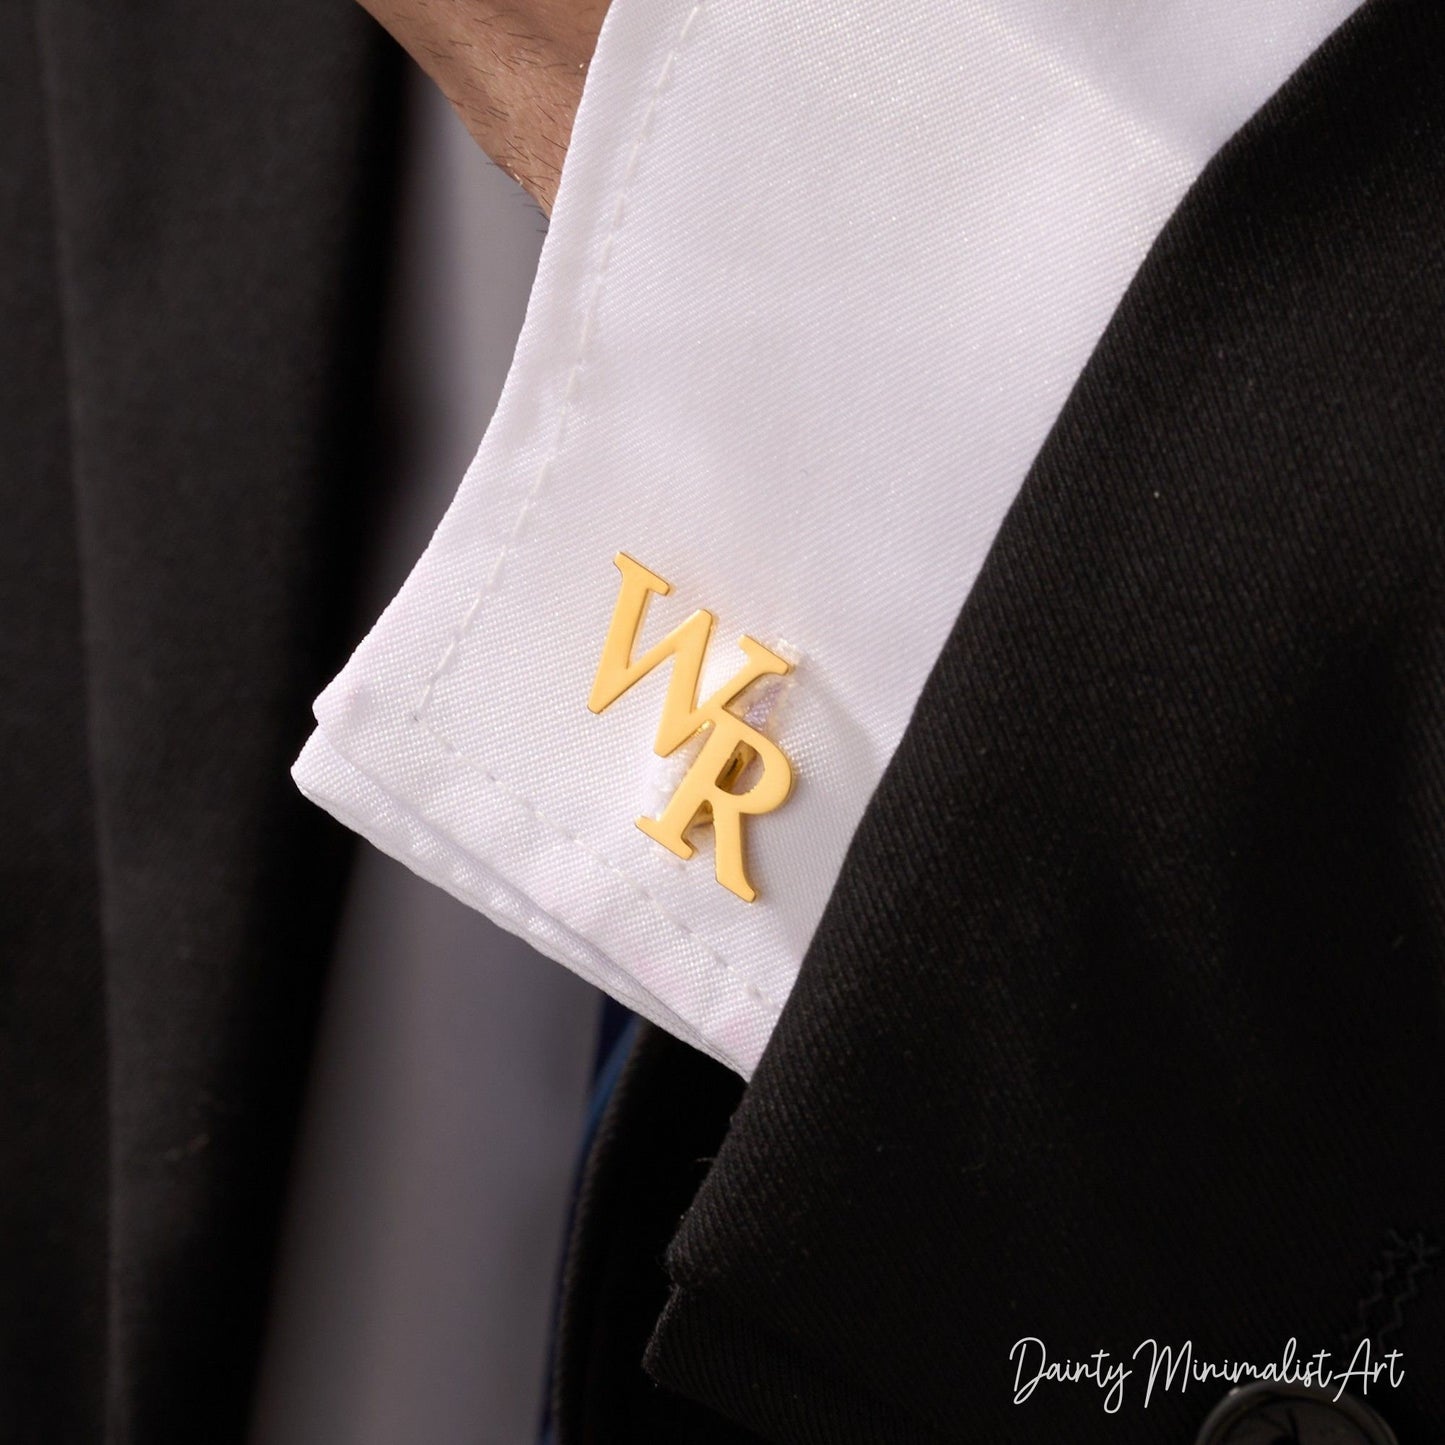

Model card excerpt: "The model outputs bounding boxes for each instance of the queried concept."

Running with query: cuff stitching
[412,0,706,721]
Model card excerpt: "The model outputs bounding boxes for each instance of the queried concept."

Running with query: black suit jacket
[1,3,396,1439]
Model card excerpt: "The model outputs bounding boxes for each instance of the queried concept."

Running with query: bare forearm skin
[357,0,610,214]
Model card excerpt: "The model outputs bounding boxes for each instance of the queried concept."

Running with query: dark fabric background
[557,2,1445,1441]
[1,3,398,1440]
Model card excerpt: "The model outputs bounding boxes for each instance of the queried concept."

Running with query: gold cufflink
[588,552,793,902]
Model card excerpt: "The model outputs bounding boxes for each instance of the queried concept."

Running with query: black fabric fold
[4,3,399,1439]
[0,7,109,1440]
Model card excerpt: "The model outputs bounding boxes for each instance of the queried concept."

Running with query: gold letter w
[588,553,793,902]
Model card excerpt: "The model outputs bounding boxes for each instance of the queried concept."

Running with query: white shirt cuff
[294,0,1359,1077]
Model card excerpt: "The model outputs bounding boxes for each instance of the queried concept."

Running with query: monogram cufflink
[588,552,793,902]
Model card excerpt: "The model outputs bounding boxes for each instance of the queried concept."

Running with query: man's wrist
[357,0,609,213]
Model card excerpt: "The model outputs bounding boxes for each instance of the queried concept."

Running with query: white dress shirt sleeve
[292,0,1360,1078]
